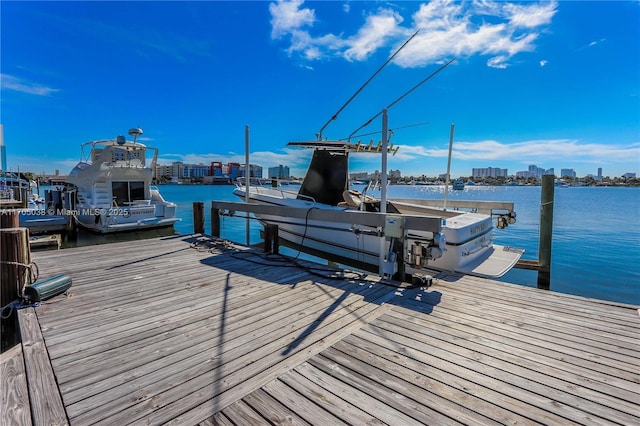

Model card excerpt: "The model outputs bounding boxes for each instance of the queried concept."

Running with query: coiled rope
[0,260,40,318]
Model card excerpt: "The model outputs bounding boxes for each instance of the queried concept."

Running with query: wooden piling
[264,224,279,254]
[211,206,220,238]
[537,175,554,290]
[0,210,19,229]
[1,227,30,351]
[193,202,205,234]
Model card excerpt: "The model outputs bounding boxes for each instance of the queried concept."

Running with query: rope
[0,259,39,298]
[0,299,40,319]
[189,237,237,255]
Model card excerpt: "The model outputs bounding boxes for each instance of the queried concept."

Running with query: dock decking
[2,234,639,425]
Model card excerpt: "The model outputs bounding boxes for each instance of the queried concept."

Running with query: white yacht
[66,128,179,233]
[233,141,524,279]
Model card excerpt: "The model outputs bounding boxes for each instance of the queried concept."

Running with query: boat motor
[406,232,446,268]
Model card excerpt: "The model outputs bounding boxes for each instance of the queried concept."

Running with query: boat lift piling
[443,123,455,211]
[244,125,250,247]
[379,109,389,278]
[193,202,205,234]
[514,174,554,289]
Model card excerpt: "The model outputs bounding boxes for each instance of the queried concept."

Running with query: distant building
[268,165,290,179]
[560,168,576,178]
[623,172,636,178]
[515,170,535,178]
[156,161,212,180]
[597,167,603,181]
[472,167,508,178]
[210,162,224,177]
[228,163,241,179]
[183,164,209,178]
[155,164,173,180]
[350,172,369,181]
[516,164,547,179]
[389,169,402,181]
[239,164,262,179]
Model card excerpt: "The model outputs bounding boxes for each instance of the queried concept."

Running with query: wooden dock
[2,234,639,425]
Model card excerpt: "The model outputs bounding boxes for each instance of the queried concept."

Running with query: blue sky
[1,0,639,179]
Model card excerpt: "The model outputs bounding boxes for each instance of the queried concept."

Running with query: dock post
[264,224,279,254]
[211,206,220,238]
[537,175,554,290]
[0,227,30,351]
[0,210,19,229]
[193,202,205,234]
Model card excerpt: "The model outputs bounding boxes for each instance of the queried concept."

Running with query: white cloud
[1,74,60,96]
[344,10,403,61]
[270,0,315,39]
[395,139,640,163]
[502,2,556,28]
[269,0,558,69]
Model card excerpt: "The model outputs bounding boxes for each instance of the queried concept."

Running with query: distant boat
[0,171,43,206]
[452,179,465,190]
[66,128,180,233]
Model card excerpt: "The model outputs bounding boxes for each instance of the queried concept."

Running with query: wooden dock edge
[1,344,32,425]
[17,308,69,426]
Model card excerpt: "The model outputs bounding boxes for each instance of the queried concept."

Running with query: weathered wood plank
[17,308,68,426]
[261,378,346,426]
[57,275,364,399]
[352,322,627,425]
[278,368,386,426]
[219,399,270,425]
[390,295,640,390]
[391,302,640,394]
[243,388,310,425]
[294,361,422,425]
[0,345,32,426]
[142,288,397,426]
[65,281,395,424]
[312,345,502,425]
[378,308,639,422]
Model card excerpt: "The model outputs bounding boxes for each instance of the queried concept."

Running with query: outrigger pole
[347,57,456,141]
[316,30,420,141]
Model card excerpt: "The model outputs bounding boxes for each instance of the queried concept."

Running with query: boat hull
[73,204,179,233]
[234,187,523,279]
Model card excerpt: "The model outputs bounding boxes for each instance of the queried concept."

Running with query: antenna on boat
[128,127,143,144]
[316,30,420,141]
[347,57,456,141]
[339,120,430,141]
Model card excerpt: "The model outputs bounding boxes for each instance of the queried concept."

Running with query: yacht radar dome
[128,127,143,143]
[116,135,126,145]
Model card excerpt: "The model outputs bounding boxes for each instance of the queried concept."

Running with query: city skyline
[2,1,638,178]
[153,159,622,181]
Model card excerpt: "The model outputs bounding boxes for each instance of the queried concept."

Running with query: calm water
[156,183,639,306]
